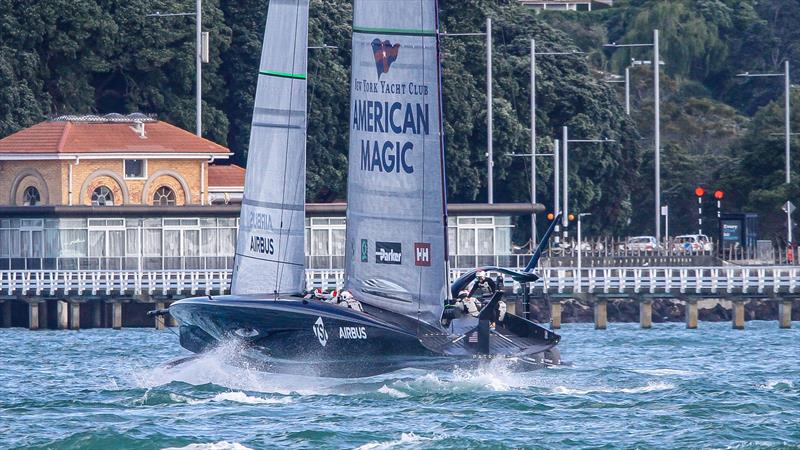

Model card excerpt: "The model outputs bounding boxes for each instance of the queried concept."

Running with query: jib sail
[231,0,309,296]
[345,0,448,327]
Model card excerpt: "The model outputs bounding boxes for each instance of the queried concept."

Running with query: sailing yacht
[167,0,561,377]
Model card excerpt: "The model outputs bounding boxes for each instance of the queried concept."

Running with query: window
[153,186,176,206]
[91,186,114,206]
[124,159,146,178]
[23,186,41,206]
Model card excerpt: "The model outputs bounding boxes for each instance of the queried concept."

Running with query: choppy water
[1,321,798,449]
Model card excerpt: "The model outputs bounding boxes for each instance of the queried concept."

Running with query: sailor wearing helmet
[337,290,364,312]
[468,269,497,299]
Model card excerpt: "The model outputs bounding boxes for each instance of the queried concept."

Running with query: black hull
[169,295,559,377]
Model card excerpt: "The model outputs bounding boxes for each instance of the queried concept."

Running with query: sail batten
[230,0,309,296]
[345,0,448,328]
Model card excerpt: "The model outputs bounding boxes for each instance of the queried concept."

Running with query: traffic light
[694,187,705,197]
[546,212,555,221]
[714,190,724,200]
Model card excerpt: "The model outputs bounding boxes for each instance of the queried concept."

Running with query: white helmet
[340,290,354,300]
[476,270,487,278]
[458,289,469,298]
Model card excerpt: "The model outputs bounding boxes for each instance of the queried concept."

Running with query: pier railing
[2,266,797,298]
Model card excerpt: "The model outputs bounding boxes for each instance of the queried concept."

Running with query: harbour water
[1,322,797,449]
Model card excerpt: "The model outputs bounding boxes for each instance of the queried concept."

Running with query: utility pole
[604,29,661,240]
[561,125,615,241]
[195,0,202,136]
[654,29,661,242]
[530,38,536,242]
[737,60,793,244]
[487,17,493,204]
[146,3,204,137]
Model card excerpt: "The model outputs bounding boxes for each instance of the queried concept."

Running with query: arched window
[153,186,176,206]
[22,186,41,206]
[91,186,114,206]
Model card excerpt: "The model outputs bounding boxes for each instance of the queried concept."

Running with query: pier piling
[732,301,745,330]
[778,300,792,329]
[69,302,80,330]
[639,300,653,329]
[155,302,165,330]
[57,301,68,330]
[594,298,608,330]
[28,302,39,330]
[685,300,698,329]
[2,301,11,328]
[550,300,562,329]
[39,302,48,329]
[112,303,122,330]
[92,301,102,328]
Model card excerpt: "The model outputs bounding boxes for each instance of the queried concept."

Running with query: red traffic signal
[714,190,724,200]
[694,187,705,197]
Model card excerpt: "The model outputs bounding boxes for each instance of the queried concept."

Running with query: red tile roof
[0,120,230,154]
[208,164,246,188]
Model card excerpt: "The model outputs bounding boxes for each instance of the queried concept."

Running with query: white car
[625,236,662,252]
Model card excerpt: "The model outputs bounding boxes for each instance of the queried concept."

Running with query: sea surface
[1,321,798,449]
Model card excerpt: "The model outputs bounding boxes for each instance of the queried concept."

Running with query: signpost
[783,201,796,245]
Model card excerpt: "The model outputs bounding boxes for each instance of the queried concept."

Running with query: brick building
[0,114,232,207]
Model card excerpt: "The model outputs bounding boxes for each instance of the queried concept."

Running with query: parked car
[625,236,662,252]
[672,234,713,253]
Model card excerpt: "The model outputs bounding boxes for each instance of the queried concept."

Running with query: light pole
[530,39,583,243]
[577,212,592,271]
[605,30,661,241]
[561,125,615,240]
[737,61,794,243]
[147,3,205,137]
[441,21,493,203]
[509,146,557,248]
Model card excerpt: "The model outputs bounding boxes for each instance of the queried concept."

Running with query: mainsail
[231,0,309,296]
[345,0,448,327]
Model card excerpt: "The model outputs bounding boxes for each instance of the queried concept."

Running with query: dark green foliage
[1,0,798,238]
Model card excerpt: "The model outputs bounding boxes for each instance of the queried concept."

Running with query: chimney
[131,121,146,138]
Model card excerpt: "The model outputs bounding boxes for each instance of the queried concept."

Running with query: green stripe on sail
[259,70,307,80]
[353,26,437,37]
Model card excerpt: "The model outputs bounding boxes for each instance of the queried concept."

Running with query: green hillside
[0,0,797,240]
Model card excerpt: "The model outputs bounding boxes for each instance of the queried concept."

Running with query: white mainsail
[345,0,448,327]
[231,0,309,296]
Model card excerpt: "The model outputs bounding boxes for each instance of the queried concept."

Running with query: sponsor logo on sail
[249,235,274,255]
[313,316,328,347]
[360,239,369,262]
[414,242,431,266]
[339,326,367,339]
[375,241,402,265]
[372,39,400,78]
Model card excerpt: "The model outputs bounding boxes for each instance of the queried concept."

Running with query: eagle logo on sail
[371,38,400,78]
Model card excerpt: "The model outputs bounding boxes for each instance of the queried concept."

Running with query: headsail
[345,0,447,327]
[231,0,309,296]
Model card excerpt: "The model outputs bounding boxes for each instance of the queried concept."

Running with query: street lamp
[147,2,205,137]
[509,145,557,248]
[442,19,493,203]
[530,38,583,244]
[561,125,615,240]
[737,61,794,244]
[577,212,592,271]
[605,29,662,241]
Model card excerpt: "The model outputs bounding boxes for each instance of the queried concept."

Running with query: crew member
[337,290,364,312]
[468,270,497,299]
